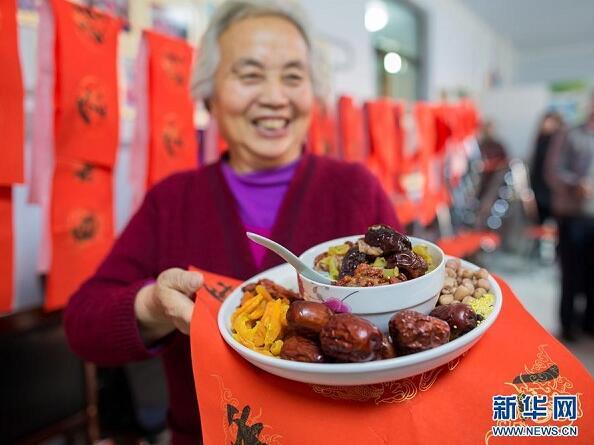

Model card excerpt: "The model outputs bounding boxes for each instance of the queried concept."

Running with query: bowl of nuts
[296,225,445,332]
[218,257,502,386]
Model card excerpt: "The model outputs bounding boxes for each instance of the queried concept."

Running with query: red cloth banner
[414,102,439,226]
[308,101,337,157]
[46,158,114,311]
[145,31,198,186]
[45,0,120,310]
[365,98,398,195]
[0,0,24,184]
[307,102,324,155]
[0,187,14,313]
[52,0,121,167]
[337,96,365,162]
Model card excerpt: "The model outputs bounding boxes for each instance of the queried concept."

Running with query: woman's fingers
[135,268,204,341]
[159,286,195,334]
[156,269,203,335]
[158,268,203,296]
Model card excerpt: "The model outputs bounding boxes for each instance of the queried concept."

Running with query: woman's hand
[134,268,203,343]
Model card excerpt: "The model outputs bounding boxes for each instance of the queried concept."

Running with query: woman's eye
[283,74,303,85]
[239,73,263,82]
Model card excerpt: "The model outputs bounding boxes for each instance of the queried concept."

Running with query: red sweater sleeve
[64,189,163,366]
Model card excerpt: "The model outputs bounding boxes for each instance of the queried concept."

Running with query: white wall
[516,42,594,85]
[299,0,377,101]
[300,0,517,102]
[479,85,550,161]
[411,0,517,99]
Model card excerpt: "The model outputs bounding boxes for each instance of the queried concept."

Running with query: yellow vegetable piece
[247,301,267,320]
[280,303,289,328]
[254,347,273,356]
[231,286,291,357]
[231,294,263,323]
[256,284,273,301]
[270,339,283,356]
[232,332,255,349]
[240,291,254,305]
[252,300,274,346]
[264,299,282,346]
[233,313,258,341]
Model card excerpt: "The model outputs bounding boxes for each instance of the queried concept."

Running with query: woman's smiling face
[209,15,314,172]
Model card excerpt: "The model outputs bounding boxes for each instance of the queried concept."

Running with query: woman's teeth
[255,118,288,130]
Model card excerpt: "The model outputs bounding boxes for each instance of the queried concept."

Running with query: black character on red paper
[227,404,265,445]
[74,163,94,181]
[204,281,233,302]
[513,364,559,384]
[77,78,107,125]
[162,51,186,86]
[161,117,183,156]
[73,5,108,44]
[71,214,98,241]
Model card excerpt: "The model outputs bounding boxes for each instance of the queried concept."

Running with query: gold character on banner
[77,77,107,125]
[72,5,108,44]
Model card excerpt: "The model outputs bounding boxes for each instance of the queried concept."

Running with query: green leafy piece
[372,257,387,268]
[327,256,340,280]
[382,268,396,278]
[412,244,434,270]
[328,243,350,256]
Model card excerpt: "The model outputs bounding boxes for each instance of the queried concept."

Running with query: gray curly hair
[191,0,328,103]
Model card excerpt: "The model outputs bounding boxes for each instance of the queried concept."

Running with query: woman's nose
[258,79,289,108]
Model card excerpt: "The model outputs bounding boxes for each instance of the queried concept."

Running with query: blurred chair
[0,308,99,445]
[508,158,557,264]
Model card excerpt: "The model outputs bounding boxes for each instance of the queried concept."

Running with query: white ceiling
[458,0,594,51]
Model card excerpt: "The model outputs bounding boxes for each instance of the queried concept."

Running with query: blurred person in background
[476,120,509,227]
[547,94,594,341]
[530,111,564,223]
[64,1,400,443]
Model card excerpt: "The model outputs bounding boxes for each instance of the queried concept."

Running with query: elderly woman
[65,0,400,443]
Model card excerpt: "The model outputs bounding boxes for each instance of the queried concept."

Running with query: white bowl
[217,259,502,386]
[297,235,445,332]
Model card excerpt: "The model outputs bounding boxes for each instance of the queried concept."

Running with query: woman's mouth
[252,117,290,138]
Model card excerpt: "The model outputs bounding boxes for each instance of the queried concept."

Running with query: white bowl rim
[298,235,445,291]
[217,258,502,375]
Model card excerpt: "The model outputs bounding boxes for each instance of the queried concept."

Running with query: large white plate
[217,258,502,386]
